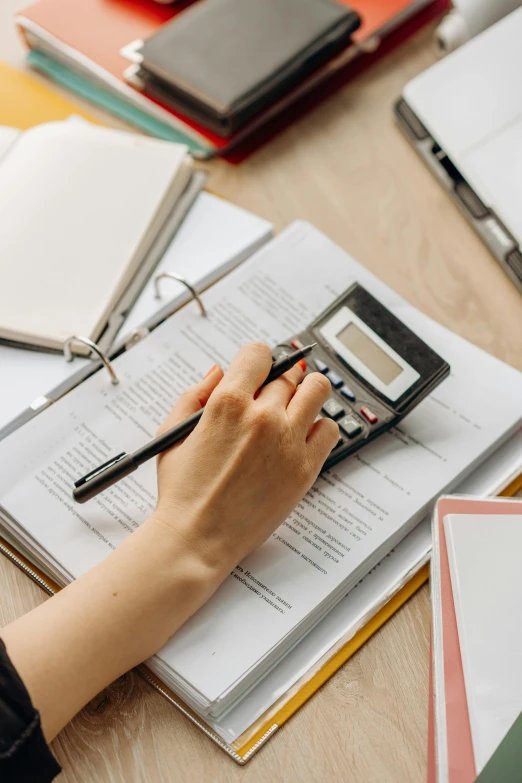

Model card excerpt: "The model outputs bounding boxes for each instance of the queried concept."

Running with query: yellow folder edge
[500,472,522,498]
[235,563,430,758]
[0,59,98,128]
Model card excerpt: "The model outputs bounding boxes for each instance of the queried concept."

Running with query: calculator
[274,283,450,472]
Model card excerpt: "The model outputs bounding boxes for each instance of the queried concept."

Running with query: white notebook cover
[444,512,522,773]
[0,120,190,348]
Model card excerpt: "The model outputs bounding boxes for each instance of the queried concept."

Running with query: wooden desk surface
[0,4,521,781]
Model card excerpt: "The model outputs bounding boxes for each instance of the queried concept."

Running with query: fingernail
[298,359,307,371]
[204,364,218,378]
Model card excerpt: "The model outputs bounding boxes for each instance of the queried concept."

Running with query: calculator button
[340,384,356,402]
[360,406,378,424]
[322,397,345,420]
[339,416,363,439]
[326,370,343,388]
[313,357,329,373]
[291,338,304,350]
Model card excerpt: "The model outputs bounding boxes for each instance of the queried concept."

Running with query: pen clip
[74,452,127,488]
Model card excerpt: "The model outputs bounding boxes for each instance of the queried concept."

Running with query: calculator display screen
[336,323,402,385]
[319,306,421,402]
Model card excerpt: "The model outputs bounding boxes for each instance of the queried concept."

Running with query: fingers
[157,364,224,435]
[287,372,332,435]
[255,361,306,408]
[218,342,273,397]
[306,417,340,468]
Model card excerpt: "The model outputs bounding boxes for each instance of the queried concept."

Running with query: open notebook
[0,119,193,353]
[1,222,522,760]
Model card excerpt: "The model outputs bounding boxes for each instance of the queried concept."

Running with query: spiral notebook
[1,222,521,762]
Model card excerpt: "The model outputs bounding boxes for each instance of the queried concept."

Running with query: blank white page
[444,513,522,773]
[0,121,189,348]
[0,126,19,159]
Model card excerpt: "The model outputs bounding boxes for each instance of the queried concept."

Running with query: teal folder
[26,49,213,159]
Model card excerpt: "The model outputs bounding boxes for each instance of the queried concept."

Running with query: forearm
[1,516,224,742]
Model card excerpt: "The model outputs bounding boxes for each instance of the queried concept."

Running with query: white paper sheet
[445,512,522,772]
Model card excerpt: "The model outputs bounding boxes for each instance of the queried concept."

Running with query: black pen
[73,344,316,504]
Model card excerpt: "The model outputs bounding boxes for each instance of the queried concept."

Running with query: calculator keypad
[322,397,345,420]
[338,416,363,439]
[325,370,343,388]
[277,339,392,463]
[298,343,389,454]
[340,384,356,401]
[360,405,379,424]
[313,357,328,374]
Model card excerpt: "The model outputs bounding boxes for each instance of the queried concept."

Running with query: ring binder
[63,335,119,385]
[154,272,208,317]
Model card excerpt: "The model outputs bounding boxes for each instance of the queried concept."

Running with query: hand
[153,342,339,579]
[0,343,338,742]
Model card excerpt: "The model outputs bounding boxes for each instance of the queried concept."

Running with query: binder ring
[63,336,119,385]
[154,272,207,317]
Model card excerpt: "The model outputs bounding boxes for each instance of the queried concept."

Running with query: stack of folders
[1,222,522,762]
[0,118,198,355]
[430,496,522,783]
[122,0,361,138]
[15,0,449,158]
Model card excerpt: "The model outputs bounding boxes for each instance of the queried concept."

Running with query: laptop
[395,7,522,295]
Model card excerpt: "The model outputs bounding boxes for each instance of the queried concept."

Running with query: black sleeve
[0,638,61,782]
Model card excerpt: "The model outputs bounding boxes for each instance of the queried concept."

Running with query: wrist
[144,508,231,593]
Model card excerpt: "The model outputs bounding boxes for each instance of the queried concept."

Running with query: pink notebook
[431,497,522,782]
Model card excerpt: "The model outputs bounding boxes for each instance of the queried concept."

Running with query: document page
[1,222,521,708]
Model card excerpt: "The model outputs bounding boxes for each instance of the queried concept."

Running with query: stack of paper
[1,222,522,724]
[430,496,522,782]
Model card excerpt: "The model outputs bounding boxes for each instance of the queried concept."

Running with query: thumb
[157,364,224,435]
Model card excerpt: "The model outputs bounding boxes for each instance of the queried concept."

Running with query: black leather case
[138,0,360,136]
